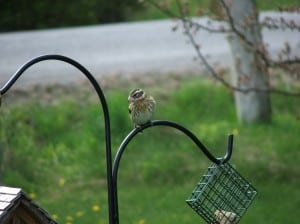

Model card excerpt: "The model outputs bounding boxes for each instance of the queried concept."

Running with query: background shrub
[0,0,141,32]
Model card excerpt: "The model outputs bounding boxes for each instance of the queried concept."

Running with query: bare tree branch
[149,0,300,67]
[146,0,300,97]
[272,58,300,67]
[261,16,300,31]
[147,0,231,33]
[219,0,273,65]
[219,0,300,68]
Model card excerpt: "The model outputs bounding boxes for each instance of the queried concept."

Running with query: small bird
[214,209,238,224]
[128,88,156,128]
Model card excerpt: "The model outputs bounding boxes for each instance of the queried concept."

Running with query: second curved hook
[111,119,233,224]
[113,120,233,178]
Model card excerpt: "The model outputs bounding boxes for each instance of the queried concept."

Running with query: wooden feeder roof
[0,186,57,224]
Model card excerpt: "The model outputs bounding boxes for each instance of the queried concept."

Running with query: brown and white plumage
[128,88,156,127]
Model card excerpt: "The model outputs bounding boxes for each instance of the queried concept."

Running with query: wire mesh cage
[186,163,257,224]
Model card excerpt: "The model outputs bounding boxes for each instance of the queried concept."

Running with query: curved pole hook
[112,120,233,224]
[0,54,115,224]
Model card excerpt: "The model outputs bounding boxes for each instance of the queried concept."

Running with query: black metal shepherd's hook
[0,55,233,224]
[0,54,115,224]
[112,121,233,224]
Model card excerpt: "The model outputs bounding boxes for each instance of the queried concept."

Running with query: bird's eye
[133,90,143,98]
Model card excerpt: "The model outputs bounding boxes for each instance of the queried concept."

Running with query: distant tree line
[0,0,141,32]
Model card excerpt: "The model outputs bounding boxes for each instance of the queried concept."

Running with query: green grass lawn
[0,75,299,224]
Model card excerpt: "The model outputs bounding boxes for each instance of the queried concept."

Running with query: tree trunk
[226,0,272,123]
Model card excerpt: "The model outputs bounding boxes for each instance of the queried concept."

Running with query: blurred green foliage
[1,0,299,32]
[0,0,141,32]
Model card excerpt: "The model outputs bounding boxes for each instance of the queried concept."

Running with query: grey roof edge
[0,186,57,224]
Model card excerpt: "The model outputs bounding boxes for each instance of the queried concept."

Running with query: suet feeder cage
[186,163,257,224]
